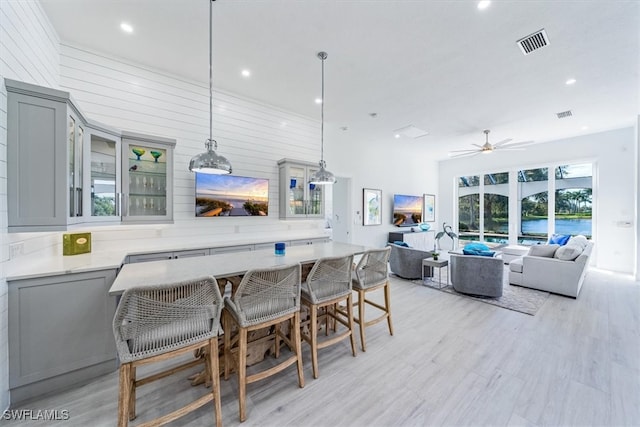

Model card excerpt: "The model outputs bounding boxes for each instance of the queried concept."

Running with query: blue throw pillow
[393,241,410,247]
[464,243,490,252]
[549,234,571,246]
[463,249,495,257]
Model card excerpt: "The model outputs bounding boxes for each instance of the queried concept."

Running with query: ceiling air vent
[517,29,549,55]
[556,110,573,119]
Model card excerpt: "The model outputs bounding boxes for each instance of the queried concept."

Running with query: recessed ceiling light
[120,22,134,33]
[241,69,251,78]
[566,78,577,85]
[315,98,322,104]
[581,126,589,130]
[394,134,401,139]
[477,1,491,10]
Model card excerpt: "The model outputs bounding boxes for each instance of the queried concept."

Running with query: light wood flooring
[5,269,639,427]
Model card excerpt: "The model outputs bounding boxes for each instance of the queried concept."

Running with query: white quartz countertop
[109,241,369,295]
[6,231,332,281]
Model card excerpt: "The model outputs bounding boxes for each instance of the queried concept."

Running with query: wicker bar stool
[350,247,393,352]
[112,276,224,427]
[301,254,356,379]
[223,263,304,422]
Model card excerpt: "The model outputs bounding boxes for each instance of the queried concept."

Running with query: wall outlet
[9,242,24,260]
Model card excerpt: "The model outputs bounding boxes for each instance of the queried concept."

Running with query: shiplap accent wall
[0,0,61,411]
[58,43,324,237]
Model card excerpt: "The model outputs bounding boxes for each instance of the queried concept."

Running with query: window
[458,176,480,242]
[518,167,549,244]
[484,172,508,243]
[554,164,592,238]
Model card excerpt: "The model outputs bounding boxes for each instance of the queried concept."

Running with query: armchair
[388,243,434,279]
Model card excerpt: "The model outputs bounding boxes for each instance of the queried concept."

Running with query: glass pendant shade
[189,139,232,174]
[309,160,336,185]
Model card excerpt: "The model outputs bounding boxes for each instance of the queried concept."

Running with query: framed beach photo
[363,188,382,226]
[423,194,435,222]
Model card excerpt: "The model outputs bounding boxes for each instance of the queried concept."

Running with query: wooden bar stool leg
[347,293,357,357]
[293,311,305,388]
[223,311,231,380]
[310,304,319,379]
[238,327,248,422]
[384,281,394,336]
[117,363,131,427]
[274,322,281,358]
[358,289,367,352]
[128,366,136,421]
[209,337,223,427]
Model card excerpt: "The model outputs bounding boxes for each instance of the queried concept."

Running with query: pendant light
[189,0,232,174]
[308,51,336,185]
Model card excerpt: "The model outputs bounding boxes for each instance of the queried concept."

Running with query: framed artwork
[423,194,435,222]
[363,188,382,226]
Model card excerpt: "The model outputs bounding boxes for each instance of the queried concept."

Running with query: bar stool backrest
[305,255,354,303]
[113,276,223,363]
[353,247,391,289]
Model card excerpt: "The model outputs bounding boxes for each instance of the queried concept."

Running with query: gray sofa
[388,243,434,279]
[450,253,504,297]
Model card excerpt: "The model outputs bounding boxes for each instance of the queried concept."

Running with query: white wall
[328,128,439,248]
[439,127,637,275]
[0,0,60,411]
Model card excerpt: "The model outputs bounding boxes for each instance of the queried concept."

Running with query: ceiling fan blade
[497,147,526,151]
[472,143,485,149]
[492,138,513,148]
[501,140,535,148]
[449,151,480,158]
[449,149,479,153]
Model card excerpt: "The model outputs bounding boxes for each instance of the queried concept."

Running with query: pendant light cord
[320,52,326,164]
[208,0,215,148]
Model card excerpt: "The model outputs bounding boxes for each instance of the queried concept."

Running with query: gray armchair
[450,253,504,297]
[388,243,434,279]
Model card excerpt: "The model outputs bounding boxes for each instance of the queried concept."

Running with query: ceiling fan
[448,129,534,158]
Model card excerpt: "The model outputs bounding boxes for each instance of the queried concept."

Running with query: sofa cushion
[549,234,571,246]
[509,258,523,273]
[393,241,410,247]
[528,244,560,258]
[554,243,583,261]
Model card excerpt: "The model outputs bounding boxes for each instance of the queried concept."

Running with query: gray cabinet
[6,79,87,231]
[8,269,118,404]
[290,237,330,246]
[278,159,325,219]
[388,230,435,251]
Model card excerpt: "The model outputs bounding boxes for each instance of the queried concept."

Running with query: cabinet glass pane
[91,136,117,216]
[127,145,167,216]
[288,166,306,215]
[76,124,84,217]
[68,115,75,217]
[307,167,323,215]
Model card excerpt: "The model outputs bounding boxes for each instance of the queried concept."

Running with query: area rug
[409,274,550,316]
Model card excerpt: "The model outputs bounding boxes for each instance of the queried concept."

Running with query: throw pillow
[554,243,582,261]
[464,242,490,252]
[528,244,560,258]
[393,241,410,247]
[462,249,495,257]
[548,234,571,246]
[566,235,588,250]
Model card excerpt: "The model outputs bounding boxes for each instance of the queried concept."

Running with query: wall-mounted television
[393,194,422,226]
[195,173,269,217]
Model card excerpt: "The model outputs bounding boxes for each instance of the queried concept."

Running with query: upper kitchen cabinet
[5,79,176,231]
[121,131,175,224]
[6,79,87,232]
[278,159,325,219]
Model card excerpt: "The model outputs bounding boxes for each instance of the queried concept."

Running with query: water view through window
[457,163,592,245]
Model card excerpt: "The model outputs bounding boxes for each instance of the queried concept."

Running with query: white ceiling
[39,0,639,159]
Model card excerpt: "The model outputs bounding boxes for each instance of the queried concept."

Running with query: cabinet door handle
[76,188,82,217]
[116,193,121,217]
[122,194,128,217]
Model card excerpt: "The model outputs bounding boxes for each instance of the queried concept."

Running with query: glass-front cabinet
[121,132,175,223]
[84,123,121,223]
[278,159,325,219]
